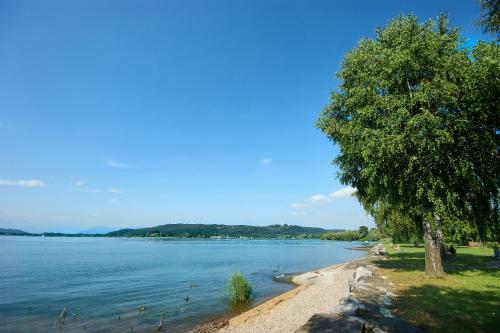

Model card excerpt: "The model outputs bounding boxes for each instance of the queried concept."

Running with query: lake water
[0,236,367,332]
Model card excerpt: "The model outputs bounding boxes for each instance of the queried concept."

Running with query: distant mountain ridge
[80,226,119,234]
[0,228,31,235]
[0,223,344,239]
[107,223,342,238]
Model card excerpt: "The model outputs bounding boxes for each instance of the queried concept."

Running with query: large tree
[318,15,498,277]
[478,0,500,38]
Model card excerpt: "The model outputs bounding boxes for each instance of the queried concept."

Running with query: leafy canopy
[318,15,497,227]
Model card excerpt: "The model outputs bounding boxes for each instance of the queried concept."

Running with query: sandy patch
[217,263,354,333]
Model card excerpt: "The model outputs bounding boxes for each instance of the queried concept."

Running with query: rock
[368,243,388,257]
[355,266,373,281]
[333,295,364,316]
[373,328,388,333]
[379,306,393,318]
[381,295,392,306]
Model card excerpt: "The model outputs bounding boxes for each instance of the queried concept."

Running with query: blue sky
[0,0,486,232]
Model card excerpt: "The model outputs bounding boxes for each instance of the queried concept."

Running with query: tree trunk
[423,217,445,278]
[436,224,447,259]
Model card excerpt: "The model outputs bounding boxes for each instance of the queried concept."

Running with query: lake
[0,236,367,332]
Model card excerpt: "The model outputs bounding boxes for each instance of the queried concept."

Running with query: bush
[320,230,360,241]
[227,272,252,304]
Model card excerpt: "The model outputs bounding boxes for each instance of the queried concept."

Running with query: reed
[226,272,252,305]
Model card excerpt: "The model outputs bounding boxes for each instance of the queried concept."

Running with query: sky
[0,0,488,233]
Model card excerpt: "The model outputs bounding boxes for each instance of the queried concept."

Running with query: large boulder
[333,295,364,316]
[355,266,373,281]
[369,243,388,257]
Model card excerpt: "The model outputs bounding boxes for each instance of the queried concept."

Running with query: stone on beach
[354,266,373,281]
[368,243,387,257]
[332,295,364,316]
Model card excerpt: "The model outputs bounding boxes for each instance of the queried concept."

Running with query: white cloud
[105,159,132,170]
[74,179,86,187]
[0,179,47,188]
[290,187,357,211]
[260,158,272,164]
[291,210,307,216]
[107,188,123,194]
[330,186,357,199]
[305,194,330,203]
[289,202,309,208]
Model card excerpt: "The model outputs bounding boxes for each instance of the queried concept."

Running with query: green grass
[227,272,253,305]
[375,244,500,333]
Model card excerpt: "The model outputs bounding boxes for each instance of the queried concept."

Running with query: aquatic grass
[227,272,252,305]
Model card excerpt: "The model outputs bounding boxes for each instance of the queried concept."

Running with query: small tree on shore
[358,226,369,239]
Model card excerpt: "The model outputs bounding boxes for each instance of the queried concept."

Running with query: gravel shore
[216,262,356,333]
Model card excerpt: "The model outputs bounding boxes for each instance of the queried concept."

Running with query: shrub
[227,272,252,304]
[320,230,360,241]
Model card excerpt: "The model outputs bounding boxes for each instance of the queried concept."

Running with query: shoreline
[192,256,369,333]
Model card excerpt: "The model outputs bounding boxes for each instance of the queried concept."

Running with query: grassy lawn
[374,244,500,333]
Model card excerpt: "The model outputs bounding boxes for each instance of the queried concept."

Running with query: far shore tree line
[321,225,382,241]
[318,1,499,277]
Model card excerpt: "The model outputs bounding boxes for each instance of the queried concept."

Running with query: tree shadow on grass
[393,284,500,333]
[373,250,497,274]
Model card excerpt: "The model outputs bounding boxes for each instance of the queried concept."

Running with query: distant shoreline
[0,234,369,241]
[2,223,382,242]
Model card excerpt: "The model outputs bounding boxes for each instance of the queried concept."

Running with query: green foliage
[321,227,382,241]
[318,14,500,270]
[358,226,369,239]
[442,217,478,245]
[107,223,339,239]
[320,230,360,241]
[227,272,252,305]
[319,14,472,219]
[366,227,383,241]
[477,0,500,37]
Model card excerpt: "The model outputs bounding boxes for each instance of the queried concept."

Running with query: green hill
[0,228,31,236]
[107,223,341,238]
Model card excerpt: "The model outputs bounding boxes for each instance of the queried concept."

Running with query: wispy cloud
[76,181,124,194]
[0,179,47,188]
[74,179,87,187]
[305,194,329,203]
[289,202,309,208]
[105,159,133,170]
[290,186,357,211]
[260,157,272,165]
[330,186,357,199]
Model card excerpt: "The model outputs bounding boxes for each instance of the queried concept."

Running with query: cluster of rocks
[368,243,388,258]
[296,258,424,333]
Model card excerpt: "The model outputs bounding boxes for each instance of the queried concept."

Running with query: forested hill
[0,228,31,236]
[106,223,341,238]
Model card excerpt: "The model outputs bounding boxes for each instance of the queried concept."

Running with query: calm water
[0,237,367,332]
